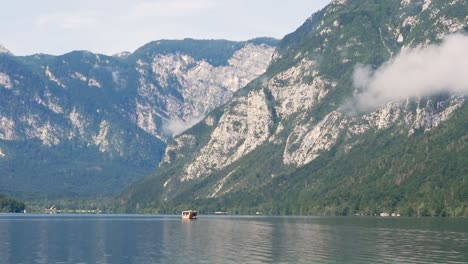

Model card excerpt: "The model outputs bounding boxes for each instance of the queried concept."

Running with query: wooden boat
[181,210,197,219]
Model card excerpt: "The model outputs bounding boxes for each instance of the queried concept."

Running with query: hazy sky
[0,0,330,56]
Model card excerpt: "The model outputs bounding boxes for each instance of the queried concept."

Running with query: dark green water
[0,214,467,263]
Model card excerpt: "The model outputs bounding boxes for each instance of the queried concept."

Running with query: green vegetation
[131,38,278,67]
[0,139,164,199]
[120,0,468,217]
[0,48,167,199]
[2,1,466,216]
[0,194,26,213]
[1,37,274,199]
[121,104,468,217]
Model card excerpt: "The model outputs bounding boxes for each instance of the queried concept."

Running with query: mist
[352,34,468,111]
[163,116,205,137]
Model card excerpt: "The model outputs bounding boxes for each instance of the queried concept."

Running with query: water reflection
[0,215,466,264]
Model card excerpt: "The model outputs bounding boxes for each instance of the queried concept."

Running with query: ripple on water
[2,215,468,264]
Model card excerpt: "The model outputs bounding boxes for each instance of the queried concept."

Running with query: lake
[0,214,467,264]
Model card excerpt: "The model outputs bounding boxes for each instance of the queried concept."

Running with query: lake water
[0,214,467,264]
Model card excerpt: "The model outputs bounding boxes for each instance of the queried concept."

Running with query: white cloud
[37,11,99,30]
[163,116,204,136]
[353,34,468,111]
[130,0,214,18]
[112,71,127,89]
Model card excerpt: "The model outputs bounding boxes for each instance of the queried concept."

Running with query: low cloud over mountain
[354,34,468,111]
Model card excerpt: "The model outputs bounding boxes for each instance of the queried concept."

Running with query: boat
[181,210,197,219]
[214,211,228,215]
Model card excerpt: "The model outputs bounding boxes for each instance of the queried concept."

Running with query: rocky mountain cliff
[0,38,277,198]
[122,0,468,216]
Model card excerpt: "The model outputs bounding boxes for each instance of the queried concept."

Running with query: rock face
[123,0,468,215]
[182,88,274,181]
[134,42,275,138]
[268,58,333,118]
[0,38,277,198]
[283,110,344,166]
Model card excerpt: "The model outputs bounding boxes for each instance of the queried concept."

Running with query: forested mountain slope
[122,0,468,216]
[0,38,277,198]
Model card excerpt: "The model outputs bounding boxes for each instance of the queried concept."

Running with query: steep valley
[0,38,277,198]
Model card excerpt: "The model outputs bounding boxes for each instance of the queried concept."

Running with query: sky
[0,0,330,56]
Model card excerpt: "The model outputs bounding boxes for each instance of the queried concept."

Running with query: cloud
[130,0,214,18]
[112,71,120,83]
[353,34,468,111]
[112,71,127,89]
[37,12,99,30]
[163,116,205,137]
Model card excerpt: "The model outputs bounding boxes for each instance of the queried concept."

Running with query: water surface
[0,214,467,263]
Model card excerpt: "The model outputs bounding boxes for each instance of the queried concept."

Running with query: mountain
[121,0,468,216]
[0,38,277,198]
[0,44,12,56]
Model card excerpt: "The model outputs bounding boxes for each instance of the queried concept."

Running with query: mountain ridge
[121,0,468,216]
[0,44,12,55]
[0,38,277,198]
